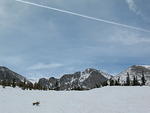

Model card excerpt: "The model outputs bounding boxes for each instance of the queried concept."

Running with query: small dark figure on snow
[33,101,40,106]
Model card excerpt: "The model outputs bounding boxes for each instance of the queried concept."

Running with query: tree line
[102,71,146,87]
[0,79,48,90]
[0,72,147,90]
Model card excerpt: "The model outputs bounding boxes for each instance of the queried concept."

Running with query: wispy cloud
[126,0,150,23]
[15,0,150,33]
[109,29,150,45]
[126,0,141,15]
[28,63,63,70]
[1,0,150,77]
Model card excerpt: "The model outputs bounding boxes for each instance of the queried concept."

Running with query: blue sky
[0,0,150,78]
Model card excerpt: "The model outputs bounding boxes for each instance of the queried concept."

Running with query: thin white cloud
[109,29,150,45]
[126,0,150,23]
[28,63,63,70]
[126,0,141,15]
[15,0,150,33]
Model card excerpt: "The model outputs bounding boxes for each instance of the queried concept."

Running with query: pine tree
[133,76,136,86]
[17,81,24,88]
[141,71,146,85]
[102,80,108,86]
[109,78,114,86]
[114,80,119,86]
[22,79,26,90]
[26,82,33,90]
[33,82,38,90]
[95,83,102,88]
[133,76,140,86]
[2,80,6,88]
[125,72,130,86]
[12,79,16,88]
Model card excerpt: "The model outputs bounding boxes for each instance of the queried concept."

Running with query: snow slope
[0,86,150,113]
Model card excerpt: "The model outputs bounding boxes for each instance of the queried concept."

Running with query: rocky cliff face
[38,68,112,90]
[0,66,30,83]
[38,77,58,90]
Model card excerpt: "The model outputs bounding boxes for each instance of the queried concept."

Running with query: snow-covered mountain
[0,66,30,83]
[114,65,150,85]
[38,68,112,90]
[2,65,150,90]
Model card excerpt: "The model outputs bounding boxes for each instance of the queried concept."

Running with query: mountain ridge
[0,66,30,84]
[1,65,150,90]
[38,68,112,90]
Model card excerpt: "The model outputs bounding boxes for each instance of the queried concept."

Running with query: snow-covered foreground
[0,86,150,113]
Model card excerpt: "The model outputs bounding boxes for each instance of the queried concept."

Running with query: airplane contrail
[16,0,150,33]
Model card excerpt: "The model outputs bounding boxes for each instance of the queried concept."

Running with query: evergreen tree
[72,86,85,91]
[125,72,130,86]
[133,76,136,86]
[133,76,140,86]
[22,79,26,90]
[17,81,24,88]
[102,80,108,86]
[95,83,102,88]
[109,78,114,86]
[12,79,16,88]
[141,71,146,85]
[33,82,38,90]
[115,79,120,86]
[2,80,6,88]
[26,82,33,90]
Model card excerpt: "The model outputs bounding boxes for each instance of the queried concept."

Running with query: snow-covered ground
[0,86,150,113]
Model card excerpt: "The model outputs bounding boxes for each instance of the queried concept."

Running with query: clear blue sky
[0,0,150,78]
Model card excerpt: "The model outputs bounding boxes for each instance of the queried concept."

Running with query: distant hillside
[0,66,30,84]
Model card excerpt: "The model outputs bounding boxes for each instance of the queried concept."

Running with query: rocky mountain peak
[38,68,112,90]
